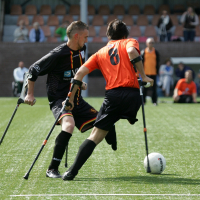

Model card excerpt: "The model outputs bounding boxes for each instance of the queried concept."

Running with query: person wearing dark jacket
[157,10,173,42]
[180,7,199,41]
[141,37,160,105]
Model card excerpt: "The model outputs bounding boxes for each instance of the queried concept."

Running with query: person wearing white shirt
[13,61,28,94]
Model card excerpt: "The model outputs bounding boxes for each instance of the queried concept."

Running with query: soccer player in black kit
[25,21,117,178]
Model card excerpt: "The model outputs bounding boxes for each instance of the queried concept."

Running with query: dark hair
[67,21,88,39]
[165,58,172,65]
[106,19,129,40]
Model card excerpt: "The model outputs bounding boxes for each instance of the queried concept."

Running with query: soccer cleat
[46,169,62,178]
[62,171,75,181]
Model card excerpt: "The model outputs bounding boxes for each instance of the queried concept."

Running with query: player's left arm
[192,93,197,103]
[64,66,90,110]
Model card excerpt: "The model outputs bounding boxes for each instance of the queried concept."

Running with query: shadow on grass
[75,175,200,185]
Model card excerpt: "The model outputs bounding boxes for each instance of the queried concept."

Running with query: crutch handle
[138,79,151,88]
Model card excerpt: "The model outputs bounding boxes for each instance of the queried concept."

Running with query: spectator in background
[13,61,28,95]
[157,10,173,42]
[13,20,28,43]
[141,37,160,105]
[29,22,45,42]
[175,62,195,80]
[159,59,174,96]
[173,70,197,103]
[180,7,199,41]
[55,21,70,42]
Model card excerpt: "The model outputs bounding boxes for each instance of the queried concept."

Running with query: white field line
[10,194,200,197]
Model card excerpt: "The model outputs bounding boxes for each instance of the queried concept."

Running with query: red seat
[41,26,51,37]
[151,15,160,26]
[62,15,74,24]
[92,37,103,42]
[129,26,141,37]
[17,15,29,26]
[10,5,22,15]
[55,5,66,15]
[158,5,170,14]
[92,15,104,26]
[99,26,107,37]
[40,5,52,15]
[69,5,80,15]
[113,5,125,15]
[107,15,119,24]
[137,15,148,26]
[128,5,140,15]
[144,26,157,37]
[32,15,44,26]
[89,26,96,37]
[88,5,95,15]
[98,5,110,15]
[122,15,134,26]
[174,25,183,37]
[170,15,179,26]
[173,4,185,14]
[143,5,155,15]
[195,26,200,36]
[25,5,37,15]
[47,15,59,26]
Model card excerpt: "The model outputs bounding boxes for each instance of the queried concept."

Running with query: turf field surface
[0,97,200,200]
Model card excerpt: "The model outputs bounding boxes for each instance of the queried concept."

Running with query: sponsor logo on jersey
[64,70,71,77]
[80,51,85,59]
[34,65,40,72]
[90,108,97,113]
[73,54,79,58]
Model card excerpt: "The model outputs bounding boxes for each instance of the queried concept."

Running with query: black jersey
[28,43,86,103]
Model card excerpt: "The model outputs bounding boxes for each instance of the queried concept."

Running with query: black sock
[68,139,96,176]
[48,131,72,170]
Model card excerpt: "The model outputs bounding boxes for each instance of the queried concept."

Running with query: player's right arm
[25,52,57,106]
[24,80,35,106]
[127,46,154,86]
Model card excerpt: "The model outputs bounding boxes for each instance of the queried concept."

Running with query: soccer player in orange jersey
[62,19,154,180]
[173,70,197,103]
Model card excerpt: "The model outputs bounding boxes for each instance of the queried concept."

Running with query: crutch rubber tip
[147,167,151,173]
[65,163,68,168]
[23,173,29,180]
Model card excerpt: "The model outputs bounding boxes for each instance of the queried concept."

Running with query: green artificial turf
[0,97,200,200]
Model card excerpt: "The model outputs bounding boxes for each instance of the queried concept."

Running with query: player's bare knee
[61,117,75,133]
[88,127,108,145]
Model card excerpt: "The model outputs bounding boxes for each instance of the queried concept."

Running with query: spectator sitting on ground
[157,10,173,42]
[173,70,197,103]
[55,21,70,42]
[180,7,199,42]
[159,59,174,97]
[13,61,28,95]
[175,62,195,80]
[13,20,28,43]
[29,22,45,43]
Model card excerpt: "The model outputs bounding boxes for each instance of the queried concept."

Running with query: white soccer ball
[144,152,166,174]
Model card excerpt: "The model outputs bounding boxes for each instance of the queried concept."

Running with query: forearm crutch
[0,72,31,145]
[24,78,82,179]
[138,79,151,173]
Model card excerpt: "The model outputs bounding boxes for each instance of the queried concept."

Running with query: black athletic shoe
[62,171,75,181]
[46,169,62,178]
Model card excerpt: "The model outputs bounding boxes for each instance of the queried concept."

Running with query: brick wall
[0,42,200,97]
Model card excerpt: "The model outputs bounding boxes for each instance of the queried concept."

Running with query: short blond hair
[66,21,88,39]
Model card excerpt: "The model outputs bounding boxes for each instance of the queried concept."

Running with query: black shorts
[51,97,97,133]
[176,95,193,103]
[94,87,142,131]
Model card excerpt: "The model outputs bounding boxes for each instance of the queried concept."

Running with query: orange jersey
[144,47,157,75]
[175,78,197,96]
[84,39,140,90]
